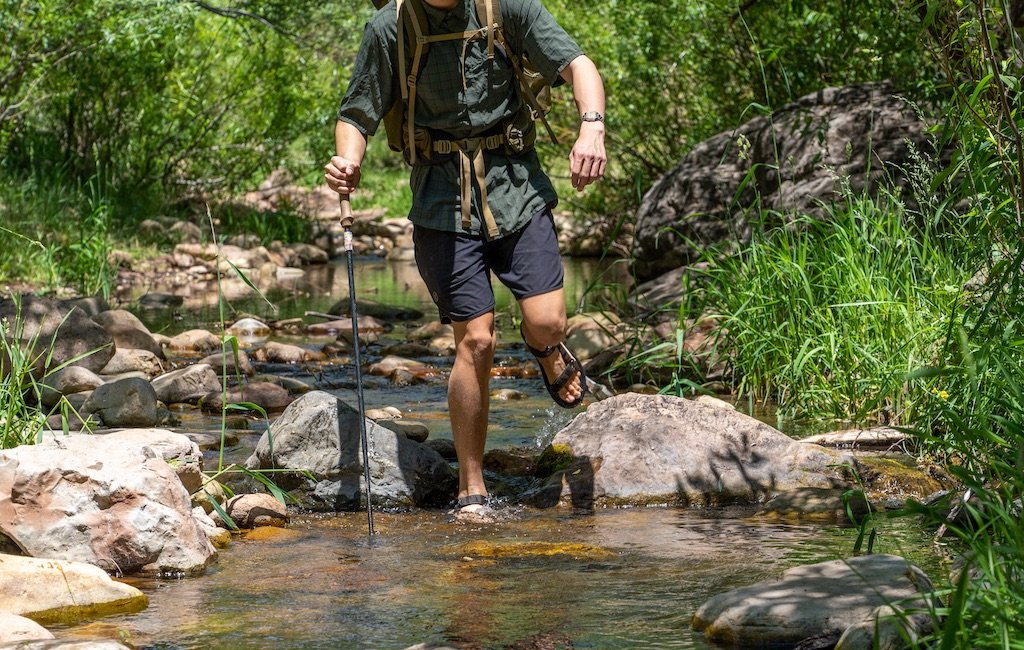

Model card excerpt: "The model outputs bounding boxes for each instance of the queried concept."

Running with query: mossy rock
[534,443,574,477]
[455,540,614,561]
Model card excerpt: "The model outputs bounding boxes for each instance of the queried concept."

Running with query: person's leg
[449,311,496,501]
[519,289,583,406]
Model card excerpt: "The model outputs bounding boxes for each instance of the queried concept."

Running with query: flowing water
[56,256,949,649]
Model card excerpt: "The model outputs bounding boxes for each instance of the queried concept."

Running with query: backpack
[378,0,558,166]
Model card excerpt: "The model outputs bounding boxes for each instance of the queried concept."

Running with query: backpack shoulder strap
[474,0,499,59]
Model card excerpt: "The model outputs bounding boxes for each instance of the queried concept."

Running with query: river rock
[138,292,185,309]
[369,355,428,376]
[0,430,214,576]
[801,427,911,450]
[92,309,164,359]
[255,341,310,364]
[0,612,54,642]
[152,363,221,404]
[376,419,430,443]
[82,377,159,427]
[633,83,937,281]
[216,493,289,529]
[167,329,222,354]
[692,555,937,648]
[37,365,104,409]
[199,349,255,377]
[754,487,871,523]
[328,298,425,321]
[0,554,147,626]
[409,321,453,340]
[530,393,848,507]
[0,296,114,377]
[99,348,164,378]
[198,381,294,414]
[835,604,934,650]
[244,391,457,510]
[565,313,623,362]
[169,220,202,243]
[225,317,271,344]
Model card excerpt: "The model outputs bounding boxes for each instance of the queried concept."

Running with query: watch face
[582,111,603,122]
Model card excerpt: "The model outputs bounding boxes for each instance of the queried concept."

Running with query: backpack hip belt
[432,133,506,239]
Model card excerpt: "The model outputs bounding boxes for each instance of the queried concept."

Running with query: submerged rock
[692,554,937,648]
[0,430,216,576]
[244,390,456,510]
[530,393,849,507]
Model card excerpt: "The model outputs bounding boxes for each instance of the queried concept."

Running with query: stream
[54,256,949,649]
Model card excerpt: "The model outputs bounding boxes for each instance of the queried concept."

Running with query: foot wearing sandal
[452,494,497,523]
[521,325,588,409]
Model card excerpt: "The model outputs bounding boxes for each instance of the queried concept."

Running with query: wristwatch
[580,111,604,123]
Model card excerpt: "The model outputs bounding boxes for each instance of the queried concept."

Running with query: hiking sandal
[520,325,588,409]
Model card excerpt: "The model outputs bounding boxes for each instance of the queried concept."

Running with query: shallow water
[64,256,951,649]
[58,507,946,650]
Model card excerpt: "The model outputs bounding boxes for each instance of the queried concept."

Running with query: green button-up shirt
[337,0,583,237]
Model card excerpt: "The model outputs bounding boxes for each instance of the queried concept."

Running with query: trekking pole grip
[339,194,354,229]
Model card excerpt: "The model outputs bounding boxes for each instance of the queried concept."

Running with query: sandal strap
[457,494,489,507]
[548,346,582,391]
[520,324,559,358]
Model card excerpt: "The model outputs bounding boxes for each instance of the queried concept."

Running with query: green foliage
[706,189,969,421]
[543,0,932,216]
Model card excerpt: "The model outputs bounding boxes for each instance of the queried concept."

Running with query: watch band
[580,111,604,123]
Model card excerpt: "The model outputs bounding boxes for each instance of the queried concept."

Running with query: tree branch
[190,1,290,36]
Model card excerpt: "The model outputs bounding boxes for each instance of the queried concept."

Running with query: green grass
[704,189,969,423]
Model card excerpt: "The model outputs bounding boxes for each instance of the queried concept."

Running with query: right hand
[324,156,361,195]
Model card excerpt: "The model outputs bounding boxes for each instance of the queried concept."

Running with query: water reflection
[130,256,632,336]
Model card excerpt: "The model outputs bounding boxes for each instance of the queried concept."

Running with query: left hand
[569,121,606,191]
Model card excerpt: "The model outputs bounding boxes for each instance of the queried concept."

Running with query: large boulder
[633,83,937,280]
[0,430,216,576]
[0,554,147,625]
[530,393,848,507]
[81,377,159,427]
[692,555,937,648]
[245,391,456,510]
[0,296,114,378]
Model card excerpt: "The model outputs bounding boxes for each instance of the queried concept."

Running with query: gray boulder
[530,393,848,507]
[99,348,164,378]
[245,390,456,510]
[0,430,216,576]
[633,83,937,280]
[152,363,220,405]
[0,296,114,377]
[82,377,159,427]
[693,555,937,648]
[37,365,104,409]
[92,309,164,359]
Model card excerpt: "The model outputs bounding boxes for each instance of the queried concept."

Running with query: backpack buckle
[434,140,452,155]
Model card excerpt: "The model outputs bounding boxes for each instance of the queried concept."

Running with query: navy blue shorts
[413,208,564,324]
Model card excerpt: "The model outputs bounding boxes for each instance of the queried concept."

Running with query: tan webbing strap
[403,0,428,164]
[438,136,502,239]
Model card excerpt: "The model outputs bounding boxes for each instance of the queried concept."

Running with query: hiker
[324,0,605,519]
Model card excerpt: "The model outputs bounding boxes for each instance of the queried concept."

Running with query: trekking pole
[340,194,375,536]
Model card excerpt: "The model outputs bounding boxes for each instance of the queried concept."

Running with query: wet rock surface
[692,554,938,648]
